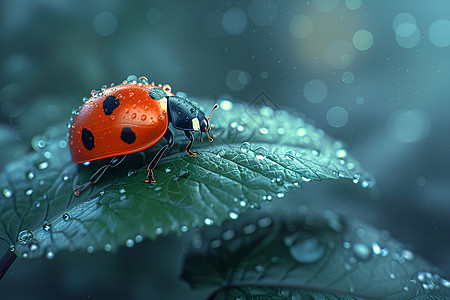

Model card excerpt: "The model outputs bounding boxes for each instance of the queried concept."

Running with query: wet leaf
[0,99,373,259]
[181,207,450,300]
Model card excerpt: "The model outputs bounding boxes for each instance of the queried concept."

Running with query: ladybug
[69,76,218,196]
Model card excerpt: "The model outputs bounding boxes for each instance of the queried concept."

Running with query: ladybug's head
[197,104,219,142]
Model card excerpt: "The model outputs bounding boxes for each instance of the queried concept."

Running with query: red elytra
[69,76,218,196]
[69,82,171,163]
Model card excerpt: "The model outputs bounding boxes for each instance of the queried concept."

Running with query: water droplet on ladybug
[141,114,147,121]
[131,113,137,119]
[111,115,115,120]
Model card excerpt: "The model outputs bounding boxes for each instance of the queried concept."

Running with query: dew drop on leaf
[229,211,238,220]
[284,150,296,160]
[155,227,163,235]
[240,142,251,153]
[125,238,135,248]
[25,189,34,196]
[42,221,51,231]
[104,244,112,252]
[26,171,35,180]
[255,146,268,159]
[289,237,325,264]
[352,243,371,260]
[38,161,49,170]
[62,213,70,221]
[3,188,13,198]
[204,218,214,226]
[46,250,54,260]
[18,230,33,245]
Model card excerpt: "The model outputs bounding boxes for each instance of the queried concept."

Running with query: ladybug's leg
[74,155,127,196]
[145,129,174,183]
[184,130,198,157]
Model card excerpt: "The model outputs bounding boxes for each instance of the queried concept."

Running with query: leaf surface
[0,99,373,258]
[181,207,450,299]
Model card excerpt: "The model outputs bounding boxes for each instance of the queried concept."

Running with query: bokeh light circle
[388,109,431,143]
[393,13,420,48]
[324,40,355,69]
[429,19,450,47]
[342,71,355,84]
[226,69,251,91]
[222,8,248,35]
[248,0,279,26]
[352,29,374,51]
[312,0,340,13]
[290,14,313,39]
[327,106,349,128]
[303,79,328,103]
[93,12,118,36]
[345,0,362,10]
[145,8,162,25]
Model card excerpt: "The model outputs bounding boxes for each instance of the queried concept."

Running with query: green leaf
[181,207,450,299]
[0,99,373,259]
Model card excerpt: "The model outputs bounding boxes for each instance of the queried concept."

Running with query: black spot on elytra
[120,127,136,144]
[81,128,95,151]
[103,96,120,115]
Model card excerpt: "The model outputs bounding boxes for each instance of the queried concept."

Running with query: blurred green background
[1,0,450,299]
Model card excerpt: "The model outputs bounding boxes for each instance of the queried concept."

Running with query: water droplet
[104,244,112,252]
[18,230,33,244]
[125,238,135,248]
[217,149,226,157]
[343,241,352,249]
[284,150,296,160]
[46,250,54,259]
[87,246,94,253]
[126,75,138,83]
[26,171,35,180]
[239,200,247,207]
[38,161,49,170]
[42,221,51,231]
[9,245,15,252]
[257,217,272,228]
[3,188,13,198]
[336,149,347,158]
[29,241,38,252]
[259,127,269,135]
[403,286,409,291]
[22,252,29,258]
[83,161,91,166]
[401,249,414,261]
[255,264,265,272]
[62,213,70,221]
[277,192,285,198]
[35,201,41,208]
[255,146,268,159]
[372,242,381,255]
[210,239,222,248]
[127,170,137,177]
[289,237,325,263]
[141,114,147,121]
[119,188,126,194]
[240,142,251,153]
[222,229,235,241]
[131,113,137,119]
[390,273,396,279]
[243,224,257,235]
[155,227,163,235]
[353,243,371,260]
[63,175,69,181]
[25,189,33,196]
[229,212,238,219]
[204,218,214,226]
[180,226,188,232]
